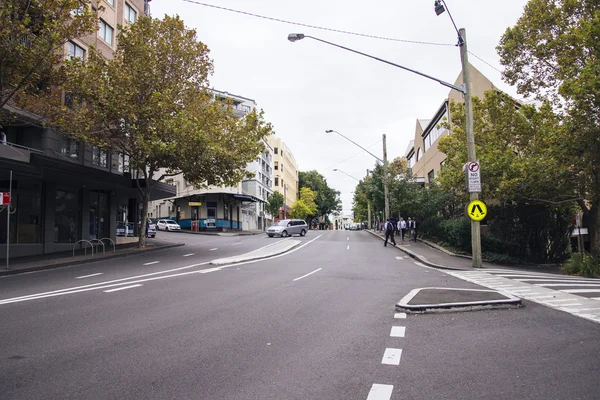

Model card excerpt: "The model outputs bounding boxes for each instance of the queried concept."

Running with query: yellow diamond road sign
[468,200,487,221]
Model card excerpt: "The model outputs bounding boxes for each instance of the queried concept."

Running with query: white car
[157,219,181,231]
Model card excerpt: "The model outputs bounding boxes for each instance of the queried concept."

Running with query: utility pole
[459,28,482,268]
[382,134,390,220]
[366,168,372,229]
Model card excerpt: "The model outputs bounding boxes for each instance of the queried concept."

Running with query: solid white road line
[540,283,600,287]
[390,326,406,337]
[562,289,600,294]
[293,268,322,282]
[394,313,407,319]
[366,384,394,400]
[183,253,194,257]
[143,261,159,266]
[231,242,243,246]
[75,273,103,279]
[209,248,218,251]
[593,298,600,301]
[103,284,142,293]
[381,348,402,365]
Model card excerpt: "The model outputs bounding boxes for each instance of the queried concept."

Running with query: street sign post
[0,192,10,205]
[464,161,481,193]
[467,200,487,221]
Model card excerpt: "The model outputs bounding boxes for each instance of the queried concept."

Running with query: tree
[265,191,284,219]
[497,0,600,256]
[289,187,317,220]
[0,0,98,129]
[298,170,342,218]
[52,15,273,247]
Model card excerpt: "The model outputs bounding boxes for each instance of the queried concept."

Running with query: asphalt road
[1,230,599,399]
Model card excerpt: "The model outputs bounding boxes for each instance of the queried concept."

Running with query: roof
[405,140,414,157]
[418,119,431,130]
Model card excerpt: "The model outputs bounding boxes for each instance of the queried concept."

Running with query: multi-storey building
[0,0,176,259]
[148,91,264,232]
[267,137,298,219]
[406,63,495,183]
[242,140,274,231]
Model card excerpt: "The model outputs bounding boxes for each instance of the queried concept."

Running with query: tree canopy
[265,191,284,219]
[497,0,600,256]
[51,15,273,246]
[290,187,318,220]
[298,170,342,217]
[0,0,98,128]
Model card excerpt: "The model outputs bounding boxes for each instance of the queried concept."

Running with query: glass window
[416,148,422,162]
[61,137,79,159]
[55,189,79,243]
[125,3,137,23]
[118,153,129,173]
[105,0,114,6]
[89,191,109,240]
[275,177,279,186]
[428,169,435,183]
[66,41,85,59]
[274,147,278,154]
[99,20,114,45]
[0,178,42,244]
[92,146,107,168]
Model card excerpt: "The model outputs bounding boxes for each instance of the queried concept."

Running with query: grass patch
[562,253,600,278]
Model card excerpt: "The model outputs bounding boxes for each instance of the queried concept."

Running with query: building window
[89,191,109,240]
[66,41,85,59]
[274,147,278,155]
[274,161,278,170]
[125,3,137,23]
[105,0,114,6]
[428,169,435,183]
[407,155,414,169]
[61,137,79,159]
[118,153,129,173]
[92,146,107,168]
[416,148,422,162]
[281,164,284,173]
[275,177,279,186]
[99,20,114,45]
[55,189,79,243]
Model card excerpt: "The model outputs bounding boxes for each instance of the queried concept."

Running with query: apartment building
[242,140,274,231]
[148,91,264,232]
[267,137,298,219]
[406,63,495,183]
[0,0,176,259]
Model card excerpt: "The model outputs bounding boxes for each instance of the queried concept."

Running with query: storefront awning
[233,194,260,203]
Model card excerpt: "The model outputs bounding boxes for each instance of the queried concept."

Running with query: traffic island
[210,239,301,266]
[396,287,522,314]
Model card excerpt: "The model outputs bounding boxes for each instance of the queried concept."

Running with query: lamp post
[434,0,482,268]
[288,17,481,267]
[327,130,390,221]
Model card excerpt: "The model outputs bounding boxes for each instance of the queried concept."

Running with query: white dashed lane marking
[347,245,350,250]
[381,348,402,365]
[75,273,103,279]
[390,326,406,338]
[103,284,142,293]
[183,253,194,257]
[394,313,407,319]
[293,268,322,282]
[143,261,159,266]
[209,248,218,251]
[366,384,394,400]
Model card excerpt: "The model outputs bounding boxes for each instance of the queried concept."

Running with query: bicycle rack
[89,239,105,255]
[100,237,116,253]
[72,240,94,257]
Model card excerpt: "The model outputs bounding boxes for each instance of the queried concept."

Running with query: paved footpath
[368,229,600,324]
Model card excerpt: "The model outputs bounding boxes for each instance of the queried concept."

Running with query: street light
[333,168,360,182]
[327,130,390,222]
[434,0,481,268]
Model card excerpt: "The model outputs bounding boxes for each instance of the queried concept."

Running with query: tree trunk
[138,190,149,248]
[590,201,600,257]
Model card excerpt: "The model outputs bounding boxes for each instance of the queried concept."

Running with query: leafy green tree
[0,0,99,129]
[497,0,600,256]
[298,170,342,218]
[289,187,318,220]
[265,191,284,219]
[51,15,273,247]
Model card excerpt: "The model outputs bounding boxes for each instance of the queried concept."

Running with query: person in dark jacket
[384,218,396,247]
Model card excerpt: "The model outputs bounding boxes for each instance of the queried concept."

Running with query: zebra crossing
[442,268,600,324]
[480,268,600,300]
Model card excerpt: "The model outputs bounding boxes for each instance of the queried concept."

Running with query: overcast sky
[150,0,530,214]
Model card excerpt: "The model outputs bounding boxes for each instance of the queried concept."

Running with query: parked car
[157,219,181,231]
[266,219,308,237]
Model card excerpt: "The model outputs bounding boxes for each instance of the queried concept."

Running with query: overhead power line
[181,0,455,47]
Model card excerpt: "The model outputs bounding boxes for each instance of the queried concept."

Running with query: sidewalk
[0,240,185,277]
[175,229,265,236]
[367,229,562,273]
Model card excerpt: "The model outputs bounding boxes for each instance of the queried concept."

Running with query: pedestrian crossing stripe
[467,200,487,221]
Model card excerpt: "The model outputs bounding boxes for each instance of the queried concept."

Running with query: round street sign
[467,200,487,221]
[467,161,480,173]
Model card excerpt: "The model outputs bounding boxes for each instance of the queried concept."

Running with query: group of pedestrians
[383,217,418,247]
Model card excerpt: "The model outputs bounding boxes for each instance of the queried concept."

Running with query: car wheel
[300,229,306,237]
[281,230,288,237]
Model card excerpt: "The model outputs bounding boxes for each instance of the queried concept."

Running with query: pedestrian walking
[384,218,396,247]
[412,217,418,241]
[399,217,407,242]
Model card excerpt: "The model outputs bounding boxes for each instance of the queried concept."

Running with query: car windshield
[275,220,290,226]
[166,221,178,225]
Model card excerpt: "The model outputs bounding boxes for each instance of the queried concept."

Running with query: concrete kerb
[365,230,465,271]
[396,287,522,314]
[210,239,301,266]
[0,243,186,277]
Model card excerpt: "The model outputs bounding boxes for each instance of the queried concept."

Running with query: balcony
[0,141,43,164]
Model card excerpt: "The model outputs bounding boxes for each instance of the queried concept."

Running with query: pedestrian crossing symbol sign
[467,200,487,221]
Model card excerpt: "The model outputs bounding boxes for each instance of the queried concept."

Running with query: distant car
[266,219,308,237]
[157,219,181,231]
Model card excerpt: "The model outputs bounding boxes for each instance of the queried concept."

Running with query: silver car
[267,219,308,237]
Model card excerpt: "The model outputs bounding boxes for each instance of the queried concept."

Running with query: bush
[562,253,600,278]
[438,218,471,253]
